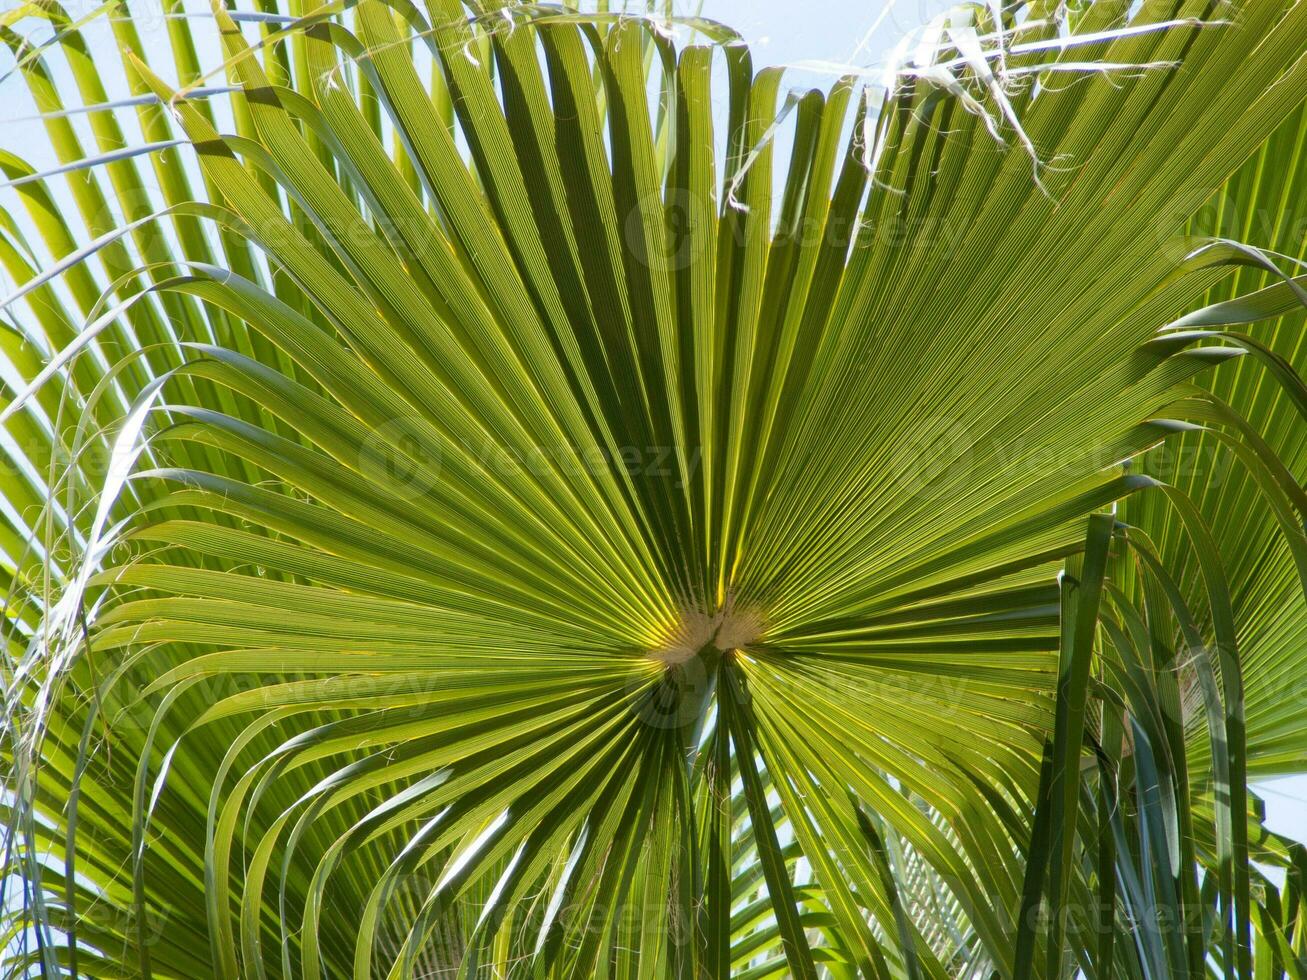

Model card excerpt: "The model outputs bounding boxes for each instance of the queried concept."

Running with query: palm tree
[1,0,1306,975]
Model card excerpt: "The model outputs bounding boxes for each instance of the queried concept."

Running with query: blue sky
[688,0,957,70]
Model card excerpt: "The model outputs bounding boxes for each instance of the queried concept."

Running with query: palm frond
[1,0,1306,976]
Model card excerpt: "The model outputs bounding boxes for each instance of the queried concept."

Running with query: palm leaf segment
[1,0,1306,976]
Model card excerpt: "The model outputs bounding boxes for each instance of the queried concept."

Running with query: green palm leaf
[1,0,1305,976]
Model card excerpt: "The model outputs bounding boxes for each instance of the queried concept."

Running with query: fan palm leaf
[1,0,1305,976]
